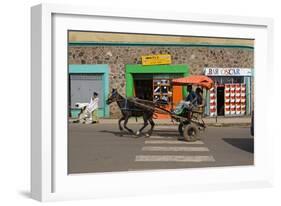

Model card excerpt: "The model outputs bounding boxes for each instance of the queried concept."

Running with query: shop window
[153,79,172,105]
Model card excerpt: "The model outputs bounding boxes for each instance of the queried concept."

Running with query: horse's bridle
[108,91,124,104]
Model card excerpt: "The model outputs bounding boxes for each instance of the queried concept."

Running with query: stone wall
[69,46,254,117]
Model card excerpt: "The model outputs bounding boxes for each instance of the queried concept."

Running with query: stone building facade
[68,45,254,118]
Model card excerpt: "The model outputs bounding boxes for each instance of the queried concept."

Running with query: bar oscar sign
[204,68,252,76]
[141,54,172,66]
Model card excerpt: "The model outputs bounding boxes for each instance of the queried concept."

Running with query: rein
[114,95,144,112]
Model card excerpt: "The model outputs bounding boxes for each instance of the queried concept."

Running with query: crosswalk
[142,146,210,152]
[135,155,215,162]
[134,135,215,163]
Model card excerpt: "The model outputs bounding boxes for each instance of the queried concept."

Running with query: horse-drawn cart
[130,98,204,141]
[168,75,214,141]
[106,75,214,141]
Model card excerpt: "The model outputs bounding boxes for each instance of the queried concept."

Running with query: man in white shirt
[87,92,99,123]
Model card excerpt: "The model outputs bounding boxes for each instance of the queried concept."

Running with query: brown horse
[106,89,155,137]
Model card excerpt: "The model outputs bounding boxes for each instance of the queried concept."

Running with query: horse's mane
[114,91,126,101]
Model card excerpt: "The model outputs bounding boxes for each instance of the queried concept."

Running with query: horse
[106,89,155,137]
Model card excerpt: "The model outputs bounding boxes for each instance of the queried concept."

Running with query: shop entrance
[126,64,189,119]
[69,64,110,118]
[217,86,225,116]
[132,73,183,119]
[206,70,253,117]
[134,79,153,101]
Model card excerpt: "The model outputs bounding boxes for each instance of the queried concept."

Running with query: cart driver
[185,84,197,105]
[172,84,198,115]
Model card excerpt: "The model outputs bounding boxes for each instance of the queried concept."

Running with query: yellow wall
[69,31,254,47]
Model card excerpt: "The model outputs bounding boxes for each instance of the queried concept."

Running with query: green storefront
[125,64,189,117]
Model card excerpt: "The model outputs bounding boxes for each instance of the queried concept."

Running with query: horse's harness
[110,92,159,119]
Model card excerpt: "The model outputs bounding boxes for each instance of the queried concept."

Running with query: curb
[69,119,250,127]
[206,123,250,127]
[151,123,250,127]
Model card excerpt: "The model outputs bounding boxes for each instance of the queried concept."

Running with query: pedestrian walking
[87,92,99,124]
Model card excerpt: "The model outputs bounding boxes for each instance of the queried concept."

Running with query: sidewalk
[94,116,251,127]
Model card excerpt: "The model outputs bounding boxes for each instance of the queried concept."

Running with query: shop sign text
[204,68,252,76]
[141,54,172,66]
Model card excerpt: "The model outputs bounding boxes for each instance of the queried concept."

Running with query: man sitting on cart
[193,87,205,116]
[185,84,197,104]
[173,84,197,115]
[173,85,205,116]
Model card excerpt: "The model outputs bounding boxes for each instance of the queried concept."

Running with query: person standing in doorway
[87,92,99,124]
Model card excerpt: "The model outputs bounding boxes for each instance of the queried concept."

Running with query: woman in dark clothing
[195,87,205,114]
[195,88,203,105]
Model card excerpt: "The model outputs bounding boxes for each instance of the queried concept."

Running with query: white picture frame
[31,3,274,202]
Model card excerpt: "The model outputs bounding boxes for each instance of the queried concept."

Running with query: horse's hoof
[135,131,140,136]
[145,133,150,138]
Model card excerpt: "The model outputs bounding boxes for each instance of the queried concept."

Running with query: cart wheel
[183,124,198,142]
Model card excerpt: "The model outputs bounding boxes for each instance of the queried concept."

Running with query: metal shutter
[70,74,103,109]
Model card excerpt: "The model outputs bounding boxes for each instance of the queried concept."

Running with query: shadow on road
[99,129,180,138]
[223,138,254,153]
[99,130,136,138]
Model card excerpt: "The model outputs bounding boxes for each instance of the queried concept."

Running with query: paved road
[68,123,253,174]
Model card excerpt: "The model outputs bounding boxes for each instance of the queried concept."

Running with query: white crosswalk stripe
[145,140,204,144]
[155,126,178,130]
[142,146,209,152]
[135,155,215,162]
[149,136,175,139]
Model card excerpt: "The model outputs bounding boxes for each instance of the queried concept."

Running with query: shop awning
[172,75,214,89]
